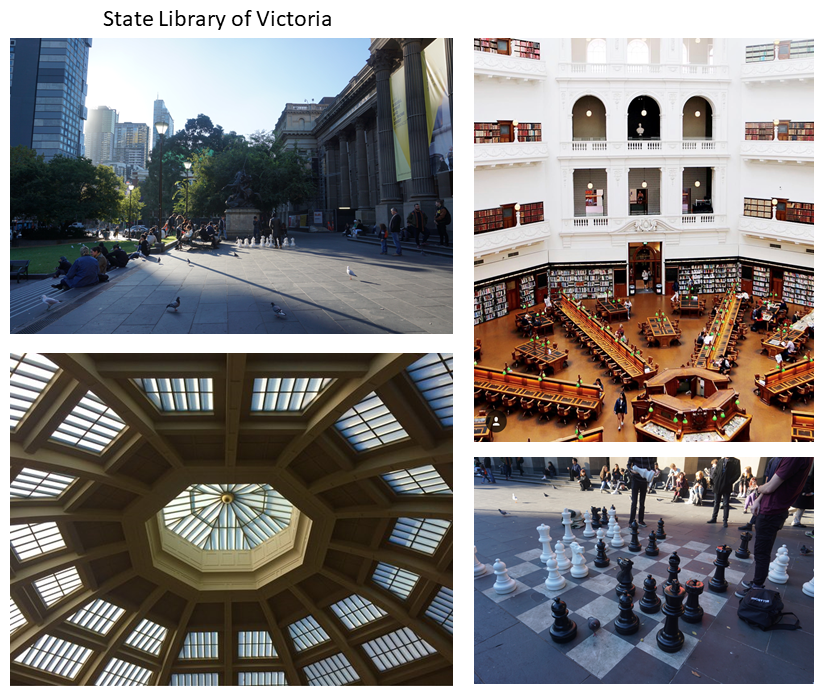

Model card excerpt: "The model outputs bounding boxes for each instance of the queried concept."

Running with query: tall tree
[10,145,48,221]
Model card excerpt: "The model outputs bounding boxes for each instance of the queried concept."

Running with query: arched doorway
[629,242,662,294]
[627,95,661,140]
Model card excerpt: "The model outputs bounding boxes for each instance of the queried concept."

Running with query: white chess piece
[545,555,567,591]
[537,524,554,565]
[561,508,575,543]
[767,544,790,584]
[607,507,617,536]
[570,542,589,578]
[290,237,295,247]
[583,515,595,538]
[283,236,289,247]
[802,577,814,598]
[474,546,487,577]
[492,558,517,594]
[611,520,624,548]
[554,539,571,572]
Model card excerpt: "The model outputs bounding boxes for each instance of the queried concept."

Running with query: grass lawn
[10,237,176,274]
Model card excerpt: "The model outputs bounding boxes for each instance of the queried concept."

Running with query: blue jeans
[380,236,388,253]
[391,232,402,254]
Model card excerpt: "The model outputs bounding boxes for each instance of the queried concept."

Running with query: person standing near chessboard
[627,457,657,528]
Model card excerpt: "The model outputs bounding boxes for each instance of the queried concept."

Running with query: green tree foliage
[118,182,146,227]
[10,145,48,221]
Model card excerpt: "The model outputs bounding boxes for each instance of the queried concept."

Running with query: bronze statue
[222,166,260,208]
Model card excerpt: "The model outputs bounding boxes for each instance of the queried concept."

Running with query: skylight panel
[388,518,451,555]
[11,597,27,633]
[381,465,452,495]
[170,673,219,686]
[134,377,214,412]
[372,563,419,600]
[239,672,287,685]
[11,522,66,560]
[238,630,277,658]
[179,631,219,660]
[67,598,125,635]
[33,566,82,606]
[10,353,59,429]
[361,627,436,672]
[425,587,453,633]
[251,377,332,412]
[288,615,330,651]
[96,658,152,686]
[11,468,76,499]
[334,393,408,451]
[406,353,453,426]
[303,654,359,686]
[14,634,92,679]
[50,391,126,453]
[330,594,387,630]
[125,619,168,656]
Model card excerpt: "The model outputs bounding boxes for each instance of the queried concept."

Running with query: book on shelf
[744,122,774,140]
[519,201,544,225]
[788,122,814,141]
[744,197,773,219]
[786,201,814,225]
[746,43,775,62]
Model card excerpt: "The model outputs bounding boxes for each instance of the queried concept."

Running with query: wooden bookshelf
[744,197,773,219]
[547,267,613,300]
[513,39,541,59]
[745,122,774,140]
[752,265,770,298]
[519,275,536,307]
[474,122,500,143]
[782,271,814,307]
[516,122,542,142]
[519,201,544,225]
[474,207,504,234]
[474,37,540,58]
[746,43,775,62]
[786,201,814,225]
[678,262,740,295]
[474,282,509,325]
[474,38,499,54]
[788,121,814,141]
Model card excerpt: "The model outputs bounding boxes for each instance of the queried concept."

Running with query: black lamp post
[127,183,134,237]
[155,120,169,247]
[183,160,192,219]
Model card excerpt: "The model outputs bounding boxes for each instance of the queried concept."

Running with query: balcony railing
[739,216,814,246]
[474,51,547,81]
[559,140,727,156]
[473,220,551,257]
[740,140,814,162]
[561,214,726,234]
[474,141,550,168]
[557,63,729,79]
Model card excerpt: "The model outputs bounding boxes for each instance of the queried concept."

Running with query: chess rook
[734,531,753,560]
[707,544,732,593]
[548,596,577,644]
[683,578,705,624]
[492,558,517,594]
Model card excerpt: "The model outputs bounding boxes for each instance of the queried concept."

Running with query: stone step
[346,235,453,258]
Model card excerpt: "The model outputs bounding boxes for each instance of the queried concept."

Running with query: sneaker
[735,582,764,599]
[792,523,806,528]
[805,531,814,539]
[638,521,647,528]
[723,522,728,528]
[706,519,717,524]
[738,524,753,531]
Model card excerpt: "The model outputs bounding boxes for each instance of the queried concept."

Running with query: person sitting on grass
[51,247,100,290]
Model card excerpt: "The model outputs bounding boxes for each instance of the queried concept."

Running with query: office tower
[152,98,174,150]
[85,105,118,166]
[114,122,150,169]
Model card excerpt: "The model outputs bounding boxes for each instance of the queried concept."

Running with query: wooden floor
[474,292,814,442]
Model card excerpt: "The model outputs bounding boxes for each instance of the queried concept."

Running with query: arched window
[682,43,688,65]
[627,39,649,65]
[587,39,606,64]
[708,46,714,65]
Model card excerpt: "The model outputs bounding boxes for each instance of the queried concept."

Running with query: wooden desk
[790,410,814,442]
[646,316,676,348]
[757,358,815,406]
[634,390,751,442]
[474,417,491,442]
[762,328,805,357]
[556,427,604,442]
[694,293,741,370]
[679,298,702,316]
[516,308,554,335]
[514,340,568,375]
[596,299,628,322]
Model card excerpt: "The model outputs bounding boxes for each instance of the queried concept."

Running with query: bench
[11,260,29,283]
[179,230,221,250]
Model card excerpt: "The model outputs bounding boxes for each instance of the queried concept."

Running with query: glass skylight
[170,673,219,686]
[388,518,451,555]
[133,377,214,412]
[330,594,387,630]
[381,465,452,495]
[406,353,453,426]
[372,563,420,600]
[251,377,332,412]
[239,672,287,685]
[50,391,126,453]
[162,484,293,550]
[179,631,219,660]
[10,353,59,429]
[425,587,453,633]
[125,619,168,656]
[96,658,152,686]
[361,628,436,671]
[11,522,66,560]
[238,630,277,658]
[11,468,76,499]
[11,597,27,633]
[334,393,408,451]
[33,566,82,606]
[67,599,125,635]
[14,634,92,679]
[287,615,330,651]
[303,653,359,686]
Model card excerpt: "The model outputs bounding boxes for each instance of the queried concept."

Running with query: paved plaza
[11,232,453,334]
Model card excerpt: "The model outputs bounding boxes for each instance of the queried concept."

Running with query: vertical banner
[390,67,411,181]
[422,40,452,174]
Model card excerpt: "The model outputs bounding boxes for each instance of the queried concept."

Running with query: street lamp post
[155,120,169,249]
[184,161,192,219]
[127,183,134,237]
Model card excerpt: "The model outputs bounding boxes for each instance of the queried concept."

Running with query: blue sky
[85,38,369,138]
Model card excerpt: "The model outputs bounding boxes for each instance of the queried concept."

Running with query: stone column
[337,130,351,209]
[368,49,401,206]
[400,38,436,203]
[325,143,338,211]
[354,117,373,223]
[445,38,453,127]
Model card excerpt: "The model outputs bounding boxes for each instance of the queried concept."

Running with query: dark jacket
[711,457,741,494]
[406,209,427,231]
[389,213,402,234]
[793,472,814,510]
[109,249,129,267]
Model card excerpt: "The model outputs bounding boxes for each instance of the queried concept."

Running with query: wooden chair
[538,402,555,422]
[520,398,536,419]
[557,404,572,425]
[576,408,590,428]
[795,385,810,405]
[474,388,483,403]
[753,374,763,395]
[502,394,518,414]
[777,391,792,411]
[485,391,500,408]
[561,350,569,368]
[622,376,633,391]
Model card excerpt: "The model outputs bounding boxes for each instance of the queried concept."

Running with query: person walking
[218,215,227,240]
[435,199,451,246]
[406,203,428,248]
[378,223,389,255]
[641,268,649,290]
[627,457,656,527]
[389,207,403,256]
[706,456,742,528]
[269,213,279,243]
[613,392,627,431]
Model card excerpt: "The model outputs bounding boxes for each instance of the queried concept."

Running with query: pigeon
[270,302,287,318]
[588,617,601,632]
[544,493,549,498]
[187,259,193,266]
[233,252,240,258]
[346,265,357,280]
[800,545,813,556]
[498,509,508,516]
[166,297,180,312]
[41,295,61,310]
[511,494,518,501]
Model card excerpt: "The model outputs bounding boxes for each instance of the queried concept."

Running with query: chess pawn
[645,530,660,557]
[594,537,611,568]
[548,596,577,644]
[628,520,642,552]
[601,507,609,527]
[708,544,732,593]
[656,518,667,540]
[545,555,567,591]
[683,579,705,624]
[555,539,572,572]
[492,559,517,594]
[767,545,790,584]
[570,542,589,579]
[614,592,640,635]
[734,531,753,560]
[561,508,575,543]
[474,546,487,577]
[802,577,814,598]
[663,552,681,591]
[615,557,636,598]
[611,521,624,548]
[657,579,686,653]
[639,574,662,614]
[583,514,596,538]
[537,523,554,565]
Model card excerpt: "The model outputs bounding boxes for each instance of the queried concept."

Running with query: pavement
[10,231,453,334]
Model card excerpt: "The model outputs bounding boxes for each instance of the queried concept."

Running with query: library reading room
[473,38,814,443]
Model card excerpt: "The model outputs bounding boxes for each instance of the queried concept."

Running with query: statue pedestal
[225,208,261,240]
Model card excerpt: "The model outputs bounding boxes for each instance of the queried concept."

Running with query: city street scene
[11,38,453,334]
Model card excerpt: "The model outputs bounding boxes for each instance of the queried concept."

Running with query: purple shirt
[760,458,813,516]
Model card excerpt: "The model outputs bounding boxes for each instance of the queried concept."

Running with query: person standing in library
[613,392,627,431]
[641,268,650,290]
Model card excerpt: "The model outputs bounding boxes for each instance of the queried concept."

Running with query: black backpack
[737,587,801,631]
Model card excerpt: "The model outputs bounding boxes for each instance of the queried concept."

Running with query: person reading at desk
[780,338,797,362]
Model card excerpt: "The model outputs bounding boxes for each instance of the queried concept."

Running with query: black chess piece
[548,596,577,643]
[735,531,753,560]
[639,574,662,614]
[645,530,660,557]
[708,544,732,593]
[657,579,686,653]
[615,557,636,598]
[601,507,609,527]
[683,578,705,624]
[662,552,681,590]
[656,518,667,540]
[614,592,640,635]
[594,538,611,568]
[628,520,642,552]
[591,506,601,531]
